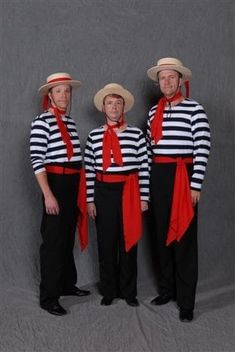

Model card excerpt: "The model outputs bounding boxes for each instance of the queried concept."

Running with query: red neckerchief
[42,95,74,160]
[102,116,125,171]
[151,91,183,144]
[52,106,74,160]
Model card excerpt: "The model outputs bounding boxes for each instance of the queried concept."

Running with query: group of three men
[30,57,211,322]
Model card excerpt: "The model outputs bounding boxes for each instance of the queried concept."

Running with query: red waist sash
[152,156,194,246]
[45,165,88,251]
[96,172,142,252]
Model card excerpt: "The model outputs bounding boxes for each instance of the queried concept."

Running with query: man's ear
[102,104,105,113]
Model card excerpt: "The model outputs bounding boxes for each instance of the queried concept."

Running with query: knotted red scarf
[42,96,74,160]
[52,107,74,160]
[102,117,124,171]
[151,91,183,144]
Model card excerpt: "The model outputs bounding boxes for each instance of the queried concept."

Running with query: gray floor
[1,279,234,352]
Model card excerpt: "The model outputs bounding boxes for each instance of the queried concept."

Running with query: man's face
[49,84,71,110]
[102,95,124,123]
[158,70,182,98]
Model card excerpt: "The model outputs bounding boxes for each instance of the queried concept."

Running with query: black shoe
[125,297,139,307]
[62,287,91,297]
[179,308,194,322]
[42,303,67,316]
[150,294,173,305]
[73,288,91,297]
[100,297,113,306]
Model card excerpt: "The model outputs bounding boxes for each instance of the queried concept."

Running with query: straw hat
[38,72,81,95]
[94,83,134,112]
[147,57,192,82]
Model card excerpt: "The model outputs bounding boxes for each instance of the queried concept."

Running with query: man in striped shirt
[85,83,149,307]
[30,72,90,316]
[146,58,210,322]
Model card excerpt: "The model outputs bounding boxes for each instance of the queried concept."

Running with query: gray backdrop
[0,1,234,351]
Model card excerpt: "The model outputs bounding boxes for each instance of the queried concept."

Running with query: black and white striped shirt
[30,111,82,174]
[84,125,150,202]
[146,99,211,191]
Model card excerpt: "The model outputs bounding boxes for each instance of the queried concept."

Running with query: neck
[164,91,183,105]
[51,106,66,114]
[106,115,124,127]
[104,116,126,133]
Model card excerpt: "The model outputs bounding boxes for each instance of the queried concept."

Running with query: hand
[141,201,149,212]
[191,190,200,207]
[87,202,96,219]
[44,193,60,215]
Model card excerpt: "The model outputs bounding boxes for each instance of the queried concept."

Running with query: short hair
[157,70,182,80]
[48,85,72,94]
[103,94,125,105]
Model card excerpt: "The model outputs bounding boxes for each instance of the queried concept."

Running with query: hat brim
[38,80,81,95]
[147,65,192,82]
[94,87,134,113]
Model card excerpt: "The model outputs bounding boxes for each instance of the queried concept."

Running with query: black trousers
[39,172,80,308]
[150,163,198,310]
[95,180,138,299]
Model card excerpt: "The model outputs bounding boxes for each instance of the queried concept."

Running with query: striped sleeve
[30,116,49,174]
[84,133,96,202]
[146,109,154,168]
[137,130,150,201]
[191,104,211,190]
